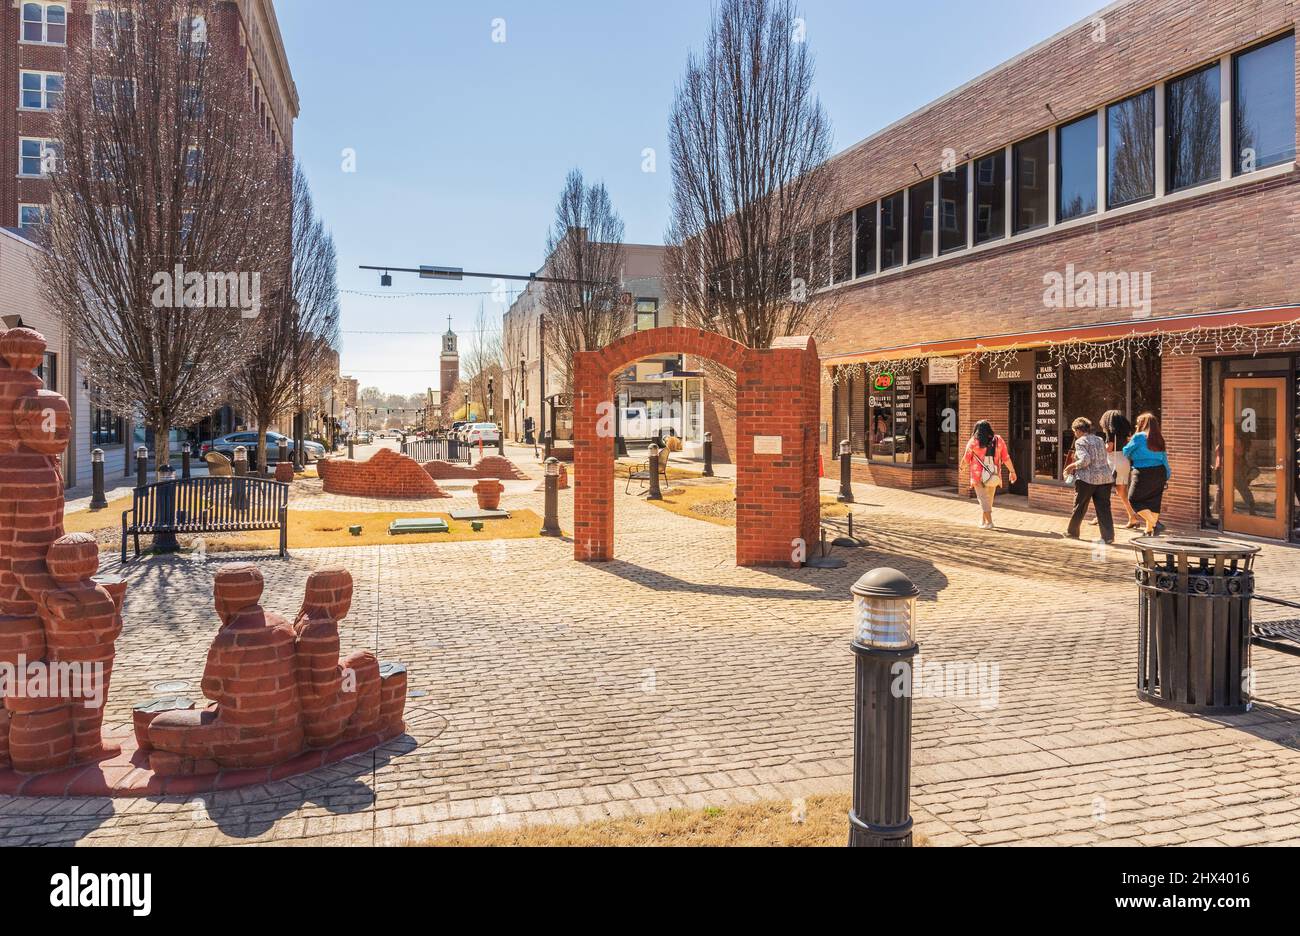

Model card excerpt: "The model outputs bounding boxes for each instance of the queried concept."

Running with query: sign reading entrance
[980,351,1037,383]
[753,435,784,456]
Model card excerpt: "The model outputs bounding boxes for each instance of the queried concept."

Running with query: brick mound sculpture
[318,447,450,499]
[535,464,569,492]
[422,455,530,482]
[0,328,125,777]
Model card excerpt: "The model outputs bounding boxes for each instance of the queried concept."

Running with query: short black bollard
[90,448,108,510]
[181,444,191,480]
[838,440,854,504]
[232,445,249,510]
[848,568,919,848]
[154,464,180,553]
[278,438,290,474]
[540,457,562,537]
[135,446,148,488]
[646,443,663,501]
[543,431,553,462]
[348,437,355,460]
[703,432,715,478]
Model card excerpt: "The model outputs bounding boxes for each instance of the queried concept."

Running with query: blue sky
[276,0,1104,395]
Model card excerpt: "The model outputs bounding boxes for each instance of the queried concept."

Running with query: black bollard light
[838,440,854,504]
[848,567,919,848]
[703,432,715,478]
[646,443,663,501]
[181,443,192,480]
[232,445,249,510]
[135,446,148,488]
[90,448,108,510]
[348,436,355,460]
[540,457,562,537]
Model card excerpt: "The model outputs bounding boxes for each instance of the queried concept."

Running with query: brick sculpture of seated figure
[147,565,304,776]
[293,568,406,746]
[40,534,125,765]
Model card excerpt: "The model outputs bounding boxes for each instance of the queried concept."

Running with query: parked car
[354,430,373,445]
[449,421,469,441]
[202,432,325,465]
[465,423,501,445]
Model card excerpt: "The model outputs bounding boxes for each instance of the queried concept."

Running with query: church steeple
[442,315,458,356]
[439,316,460,407]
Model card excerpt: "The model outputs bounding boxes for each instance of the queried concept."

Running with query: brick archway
[573,327,821,567]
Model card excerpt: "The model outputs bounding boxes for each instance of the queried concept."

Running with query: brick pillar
[957,364,1011,491]
[573,353,614,563]
[1161,355,1203,528]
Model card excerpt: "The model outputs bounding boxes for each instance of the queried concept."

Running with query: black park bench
[122,476,289,562]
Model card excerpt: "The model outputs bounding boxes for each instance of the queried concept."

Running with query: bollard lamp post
[703,432,715,478]
[540,457,562,537]
[181,443,192,480]
[838,440,854,503]
[848,567,919,848]
[646,443,663,501]
[90,448,108,510]
[135,446,149,489]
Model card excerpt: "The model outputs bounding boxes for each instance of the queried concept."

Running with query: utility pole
[538,312,547,446]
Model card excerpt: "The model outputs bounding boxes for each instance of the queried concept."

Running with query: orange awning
[822,305,1300,367]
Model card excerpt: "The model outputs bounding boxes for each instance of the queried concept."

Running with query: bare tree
[500,306,529,439]
[230,163,340,473]
[462,302,504,423]
[39,0,283,471]
[664,0,836,409]
[541,170,629,391]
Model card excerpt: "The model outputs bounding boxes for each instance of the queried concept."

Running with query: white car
[465,423,500,445]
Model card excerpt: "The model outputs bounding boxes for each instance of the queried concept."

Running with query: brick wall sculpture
[0,328,124,774]
[573,328,821,568]
[144,565,406,776]
[317,448,450,499]
[422,455,530,482]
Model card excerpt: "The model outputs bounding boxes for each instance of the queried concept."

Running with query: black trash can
[1133,536,1260,713]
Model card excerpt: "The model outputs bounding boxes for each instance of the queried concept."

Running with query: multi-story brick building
[0,0,298,482]
[814,0,1298,544]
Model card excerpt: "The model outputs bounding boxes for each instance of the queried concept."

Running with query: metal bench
[121,476,289,562]
[1252,595,1300,658]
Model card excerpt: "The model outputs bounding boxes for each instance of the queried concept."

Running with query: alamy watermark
[891,656,1000,710]
[151,264,262,318]
[0,655,106,709]
[1043,264,1151,318]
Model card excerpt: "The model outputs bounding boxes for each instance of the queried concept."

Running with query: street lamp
[847,567,919,848]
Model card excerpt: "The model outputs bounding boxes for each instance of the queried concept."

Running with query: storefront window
[869,377,895,461]
[893,374,914,465]
[915,383,959,466]
[880,191,904,270]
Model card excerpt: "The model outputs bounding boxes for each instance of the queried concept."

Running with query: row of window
[824,32,1295,284]
[21,2,207,49]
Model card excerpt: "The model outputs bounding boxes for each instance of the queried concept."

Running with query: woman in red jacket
[962,420,1018,530]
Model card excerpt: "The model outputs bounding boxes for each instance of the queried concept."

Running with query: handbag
[978,440,1002,488]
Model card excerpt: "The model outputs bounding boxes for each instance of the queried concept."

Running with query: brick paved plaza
[2,444,1298,846]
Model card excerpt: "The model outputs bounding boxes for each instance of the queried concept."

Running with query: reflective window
[1058,113,1099,221]
[1166,63,1221,191]
[974,151,1005,244]
[907,180,933,263]
[1013,132,1048,233]
[832,212,853,284]
[854,204,876,278]
[880,191,904,270]
[1107,89,1155,208]
[938,164,967,254]
[1233,33,1296,175]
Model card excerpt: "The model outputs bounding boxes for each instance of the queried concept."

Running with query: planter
[274,462,295,483]
[474,478,504,511]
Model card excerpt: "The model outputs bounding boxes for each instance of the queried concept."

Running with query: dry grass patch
[639,480,850,528]
[423,795,883,847]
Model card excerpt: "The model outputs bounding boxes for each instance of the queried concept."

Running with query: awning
[822,304,1300,367]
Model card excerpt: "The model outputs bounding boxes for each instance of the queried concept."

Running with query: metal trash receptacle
[1132,536,1260,714]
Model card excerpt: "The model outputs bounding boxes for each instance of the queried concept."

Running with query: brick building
[813,0,1299,544]
[0,0,299,480]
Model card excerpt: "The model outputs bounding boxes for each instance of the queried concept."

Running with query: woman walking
[962,420,1017,530]
[1063,417,1116,543]
[1123,412,1171,534]
[1099,410,1142,530]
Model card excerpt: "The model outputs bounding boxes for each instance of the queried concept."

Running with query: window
[93,77,135,114]
[864,373,915,464]
[811,220,832,290]
[93,6,134,50]
[180,13,208,49]
[22,3,66,44]
[831,212,853,284]
[1058,113,1099,221]
[938,164,967,253]
[907,180,933,263]
[634,299,657,332]
[90,405,124,446]
[185,147,202,184]
[879,191,904,270]
[19,204,50,232]
[854,204,876,278]
[1233,33,1297,175]
[1107,89,1155,208]
[37,353,57,391]
[20,71,63,110]
[19,138,60,177]
[974,151,1005,244]
[181,83,205,120]
[1013,132,1048,233]
[1166,63,1222,191]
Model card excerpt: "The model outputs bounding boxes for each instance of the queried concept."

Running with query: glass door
[1223,377,1289,539]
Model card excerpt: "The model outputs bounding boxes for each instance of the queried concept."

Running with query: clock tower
[440,316,460,407]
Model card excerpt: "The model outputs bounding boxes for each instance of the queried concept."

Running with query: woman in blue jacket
[1123,413,1171,535]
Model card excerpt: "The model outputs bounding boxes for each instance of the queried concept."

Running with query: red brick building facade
[0,0,298,233]
[814,0,1299,543]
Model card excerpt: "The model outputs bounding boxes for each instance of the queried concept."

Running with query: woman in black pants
[1063,417,1116,543]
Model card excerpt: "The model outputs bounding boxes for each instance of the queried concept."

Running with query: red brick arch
[573,327,822,567]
